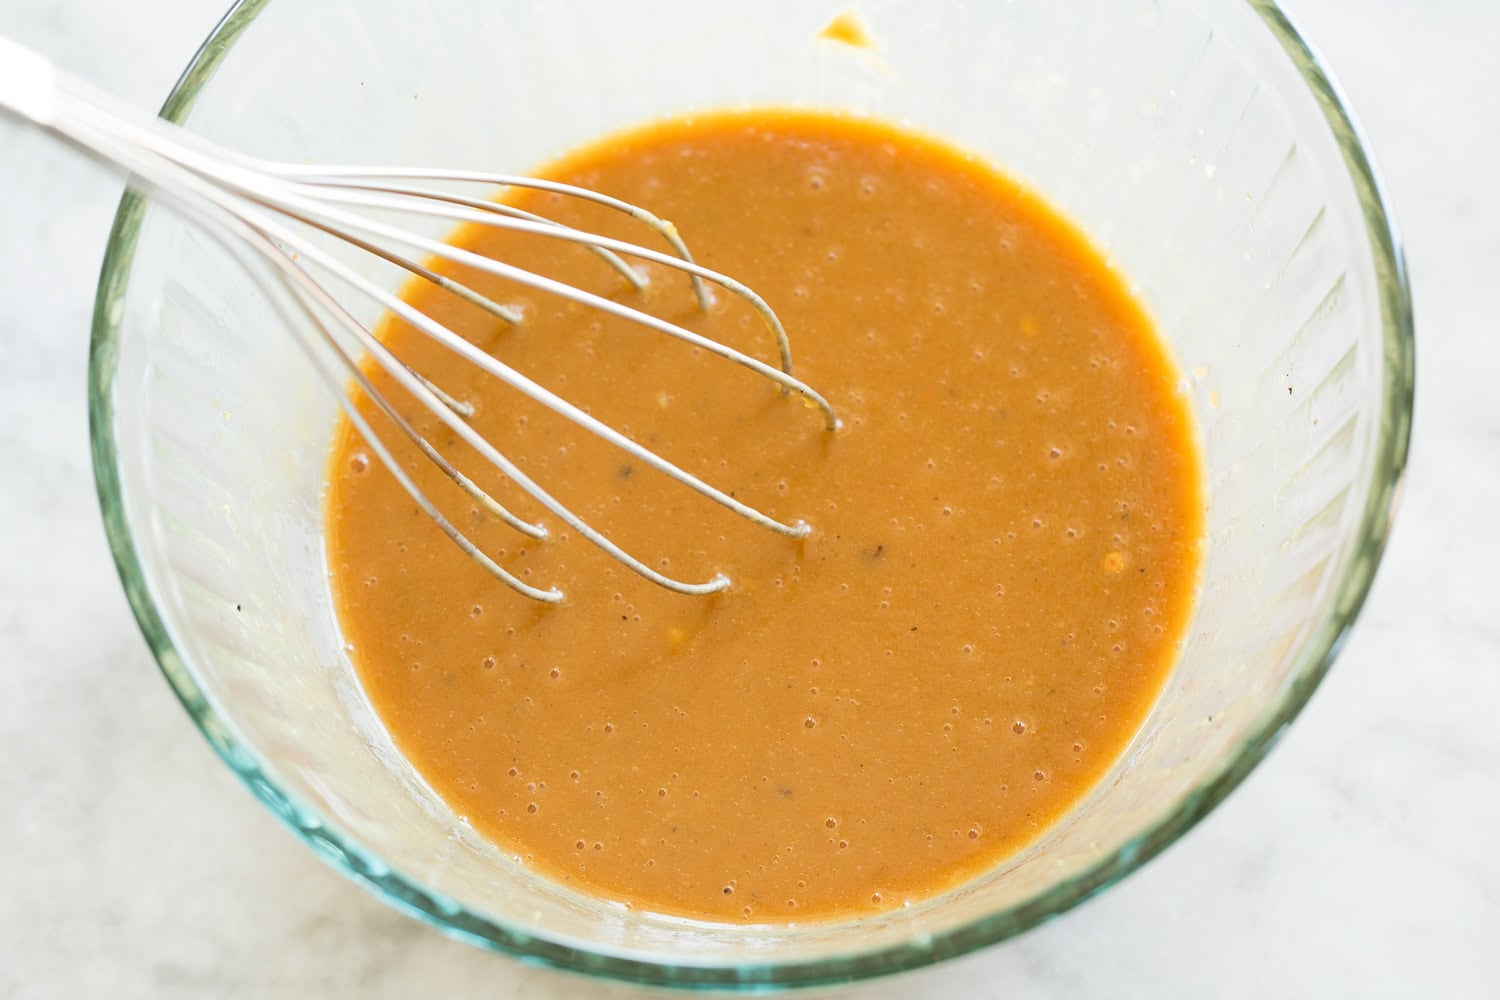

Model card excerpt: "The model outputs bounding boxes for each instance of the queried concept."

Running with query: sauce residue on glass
[817,8,877,50]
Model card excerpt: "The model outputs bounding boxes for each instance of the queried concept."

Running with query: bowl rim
[87,0,1415,989]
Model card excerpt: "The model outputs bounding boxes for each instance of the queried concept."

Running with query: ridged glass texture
[90,0,1413,989]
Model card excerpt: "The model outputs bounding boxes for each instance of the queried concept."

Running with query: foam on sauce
[326,109,1204,922]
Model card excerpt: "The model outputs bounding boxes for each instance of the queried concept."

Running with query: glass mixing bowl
[89,0,1413,989]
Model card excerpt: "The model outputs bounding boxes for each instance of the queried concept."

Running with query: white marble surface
[1,1,1496,996]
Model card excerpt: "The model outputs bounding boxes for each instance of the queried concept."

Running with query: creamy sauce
[326,109,1203,922]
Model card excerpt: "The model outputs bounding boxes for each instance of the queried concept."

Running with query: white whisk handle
[0,35,57,125]
[0,35,58,126]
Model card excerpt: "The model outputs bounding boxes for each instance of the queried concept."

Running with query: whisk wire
[69,103,758,594]
[282,182,831,419]
[276,165,717,313]
[51,95,568,600]
[321,184,651,294]
[255,235,567,602]
[54,82,838,429]
[277,229,751,596]
[4,37,839,602]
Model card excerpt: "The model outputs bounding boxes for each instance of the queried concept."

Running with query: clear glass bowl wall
[91,0,1411,989]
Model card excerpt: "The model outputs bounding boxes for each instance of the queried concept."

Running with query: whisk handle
[0,35,58,126]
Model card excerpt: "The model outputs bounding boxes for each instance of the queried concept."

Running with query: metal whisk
[1,36,839,603]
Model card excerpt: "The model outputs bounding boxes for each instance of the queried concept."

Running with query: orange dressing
[326,110,1203,922]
